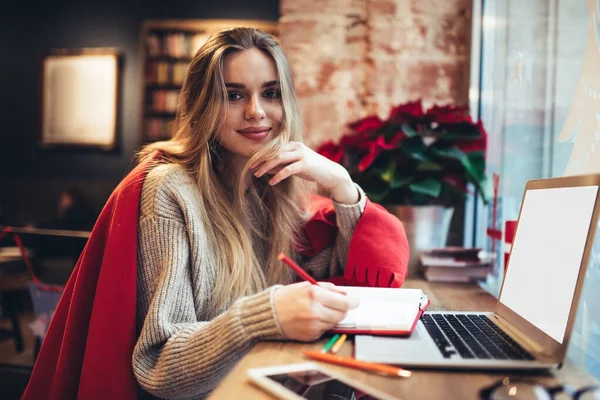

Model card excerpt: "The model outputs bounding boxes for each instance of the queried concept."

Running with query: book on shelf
[146,34,161,56]
[157,62,168,84]
[146,31,210,59]
[146,118,175,141]
[173,62,188,84]
[149,90,179,113]
[147,61,190,85]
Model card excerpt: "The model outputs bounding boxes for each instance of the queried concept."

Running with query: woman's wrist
[239,286,286,341]
[330,176,360,205]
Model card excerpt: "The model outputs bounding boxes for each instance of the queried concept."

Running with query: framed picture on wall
[40,48,121,150]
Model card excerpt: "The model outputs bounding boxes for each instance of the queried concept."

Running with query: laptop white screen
[498,185,598,344]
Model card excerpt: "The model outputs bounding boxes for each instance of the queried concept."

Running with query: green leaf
[391,174,413,189]
[465,151,490,203]
[409,179,442,198]
[430,146,467,162]
[366,186,392,202]
[466,151,485,180]
[431,146,474,176]
[381,159,396,183]
[434,123,482,140]
[400,136,428,160]
[479,174,491,204]
[430,147,488,203]
[417,159,443,171]
[401,123,419,137]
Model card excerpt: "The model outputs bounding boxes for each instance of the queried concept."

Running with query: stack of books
[420,247,492,283]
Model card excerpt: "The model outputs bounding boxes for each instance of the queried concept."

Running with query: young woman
[22,27,408,400]
[134,27,371,398]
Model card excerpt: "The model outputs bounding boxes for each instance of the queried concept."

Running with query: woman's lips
[237,127,271,140]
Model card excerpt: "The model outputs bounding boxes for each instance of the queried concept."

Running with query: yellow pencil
[330,334,347,354]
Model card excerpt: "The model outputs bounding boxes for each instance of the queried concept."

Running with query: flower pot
[385,205,454,278]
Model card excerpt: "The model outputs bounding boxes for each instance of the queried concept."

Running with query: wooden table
[209,279,599,400]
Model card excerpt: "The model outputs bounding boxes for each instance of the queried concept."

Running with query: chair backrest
[27,281,63,335]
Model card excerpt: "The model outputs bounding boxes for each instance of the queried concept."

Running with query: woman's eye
[228,92,243,102]
[263,89,281,100]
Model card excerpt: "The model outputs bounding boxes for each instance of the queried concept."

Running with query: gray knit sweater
[133,163,366,399]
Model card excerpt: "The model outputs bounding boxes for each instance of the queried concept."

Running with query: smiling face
[215,48,283,167]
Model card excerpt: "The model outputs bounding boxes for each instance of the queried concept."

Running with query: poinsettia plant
[317,100,489,206]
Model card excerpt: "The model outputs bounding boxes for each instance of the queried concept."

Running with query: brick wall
[280,0,473,147]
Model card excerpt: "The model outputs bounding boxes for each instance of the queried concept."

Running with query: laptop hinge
[492,314,547,357]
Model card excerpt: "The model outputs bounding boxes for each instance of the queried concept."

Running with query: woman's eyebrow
[225,80,279,89]
[261,80,278,88]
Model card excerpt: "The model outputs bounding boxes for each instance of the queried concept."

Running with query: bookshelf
[140,19,279,143]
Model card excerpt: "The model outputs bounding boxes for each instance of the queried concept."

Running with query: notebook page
[341,287,424,303]
[337,301,419,329]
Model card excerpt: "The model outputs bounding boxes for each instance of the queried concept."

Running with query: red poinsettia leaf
[390,130,407,146]
[340,131,379,149]
[373,131,406,150]
[389,100,425,121]
[374,136,389,150]
[427,104,473,124]
[476,119,488,140]
[456,138,486,154]
[316,141,344,163]
[348,116,385,134]
[358,144,382,172]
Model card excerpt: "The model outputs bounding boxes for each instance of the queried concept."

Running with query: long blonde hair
[139,27,312,310]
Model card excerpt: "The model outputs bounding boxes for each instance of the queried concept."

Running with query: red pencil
[277,253,318,285]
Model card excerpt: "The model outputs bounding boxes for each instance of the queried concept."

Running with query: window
[471,0,600,378]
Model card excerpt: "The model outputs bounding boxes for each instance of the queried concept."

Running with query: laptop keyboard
[421,314,535,360]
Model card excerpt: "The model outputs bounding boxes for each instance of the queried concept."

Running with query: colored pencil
[304,350,412,378]
[330,334,347,354]
[277,253,317,284]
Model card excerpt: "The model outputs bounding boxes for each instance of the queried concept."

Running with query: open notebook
[331,287,429,336]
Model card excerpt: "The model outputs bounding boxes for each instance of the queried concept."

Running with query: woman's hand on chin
[249,142,359,204]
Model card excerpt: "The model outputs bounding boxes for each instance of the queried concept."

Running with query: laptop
[355,173,600,369]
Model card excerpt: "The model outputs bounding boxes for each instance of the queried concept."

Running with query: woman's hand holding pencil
[274,254,411,380]
[273,253,359,342]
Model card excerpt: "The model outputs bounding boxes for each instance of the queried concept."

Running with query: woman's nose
[245,95,266,120]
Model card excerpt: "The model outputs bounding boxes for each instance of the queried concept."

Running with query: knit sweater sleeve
[300,184,367,280]
[132,166,284,399]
